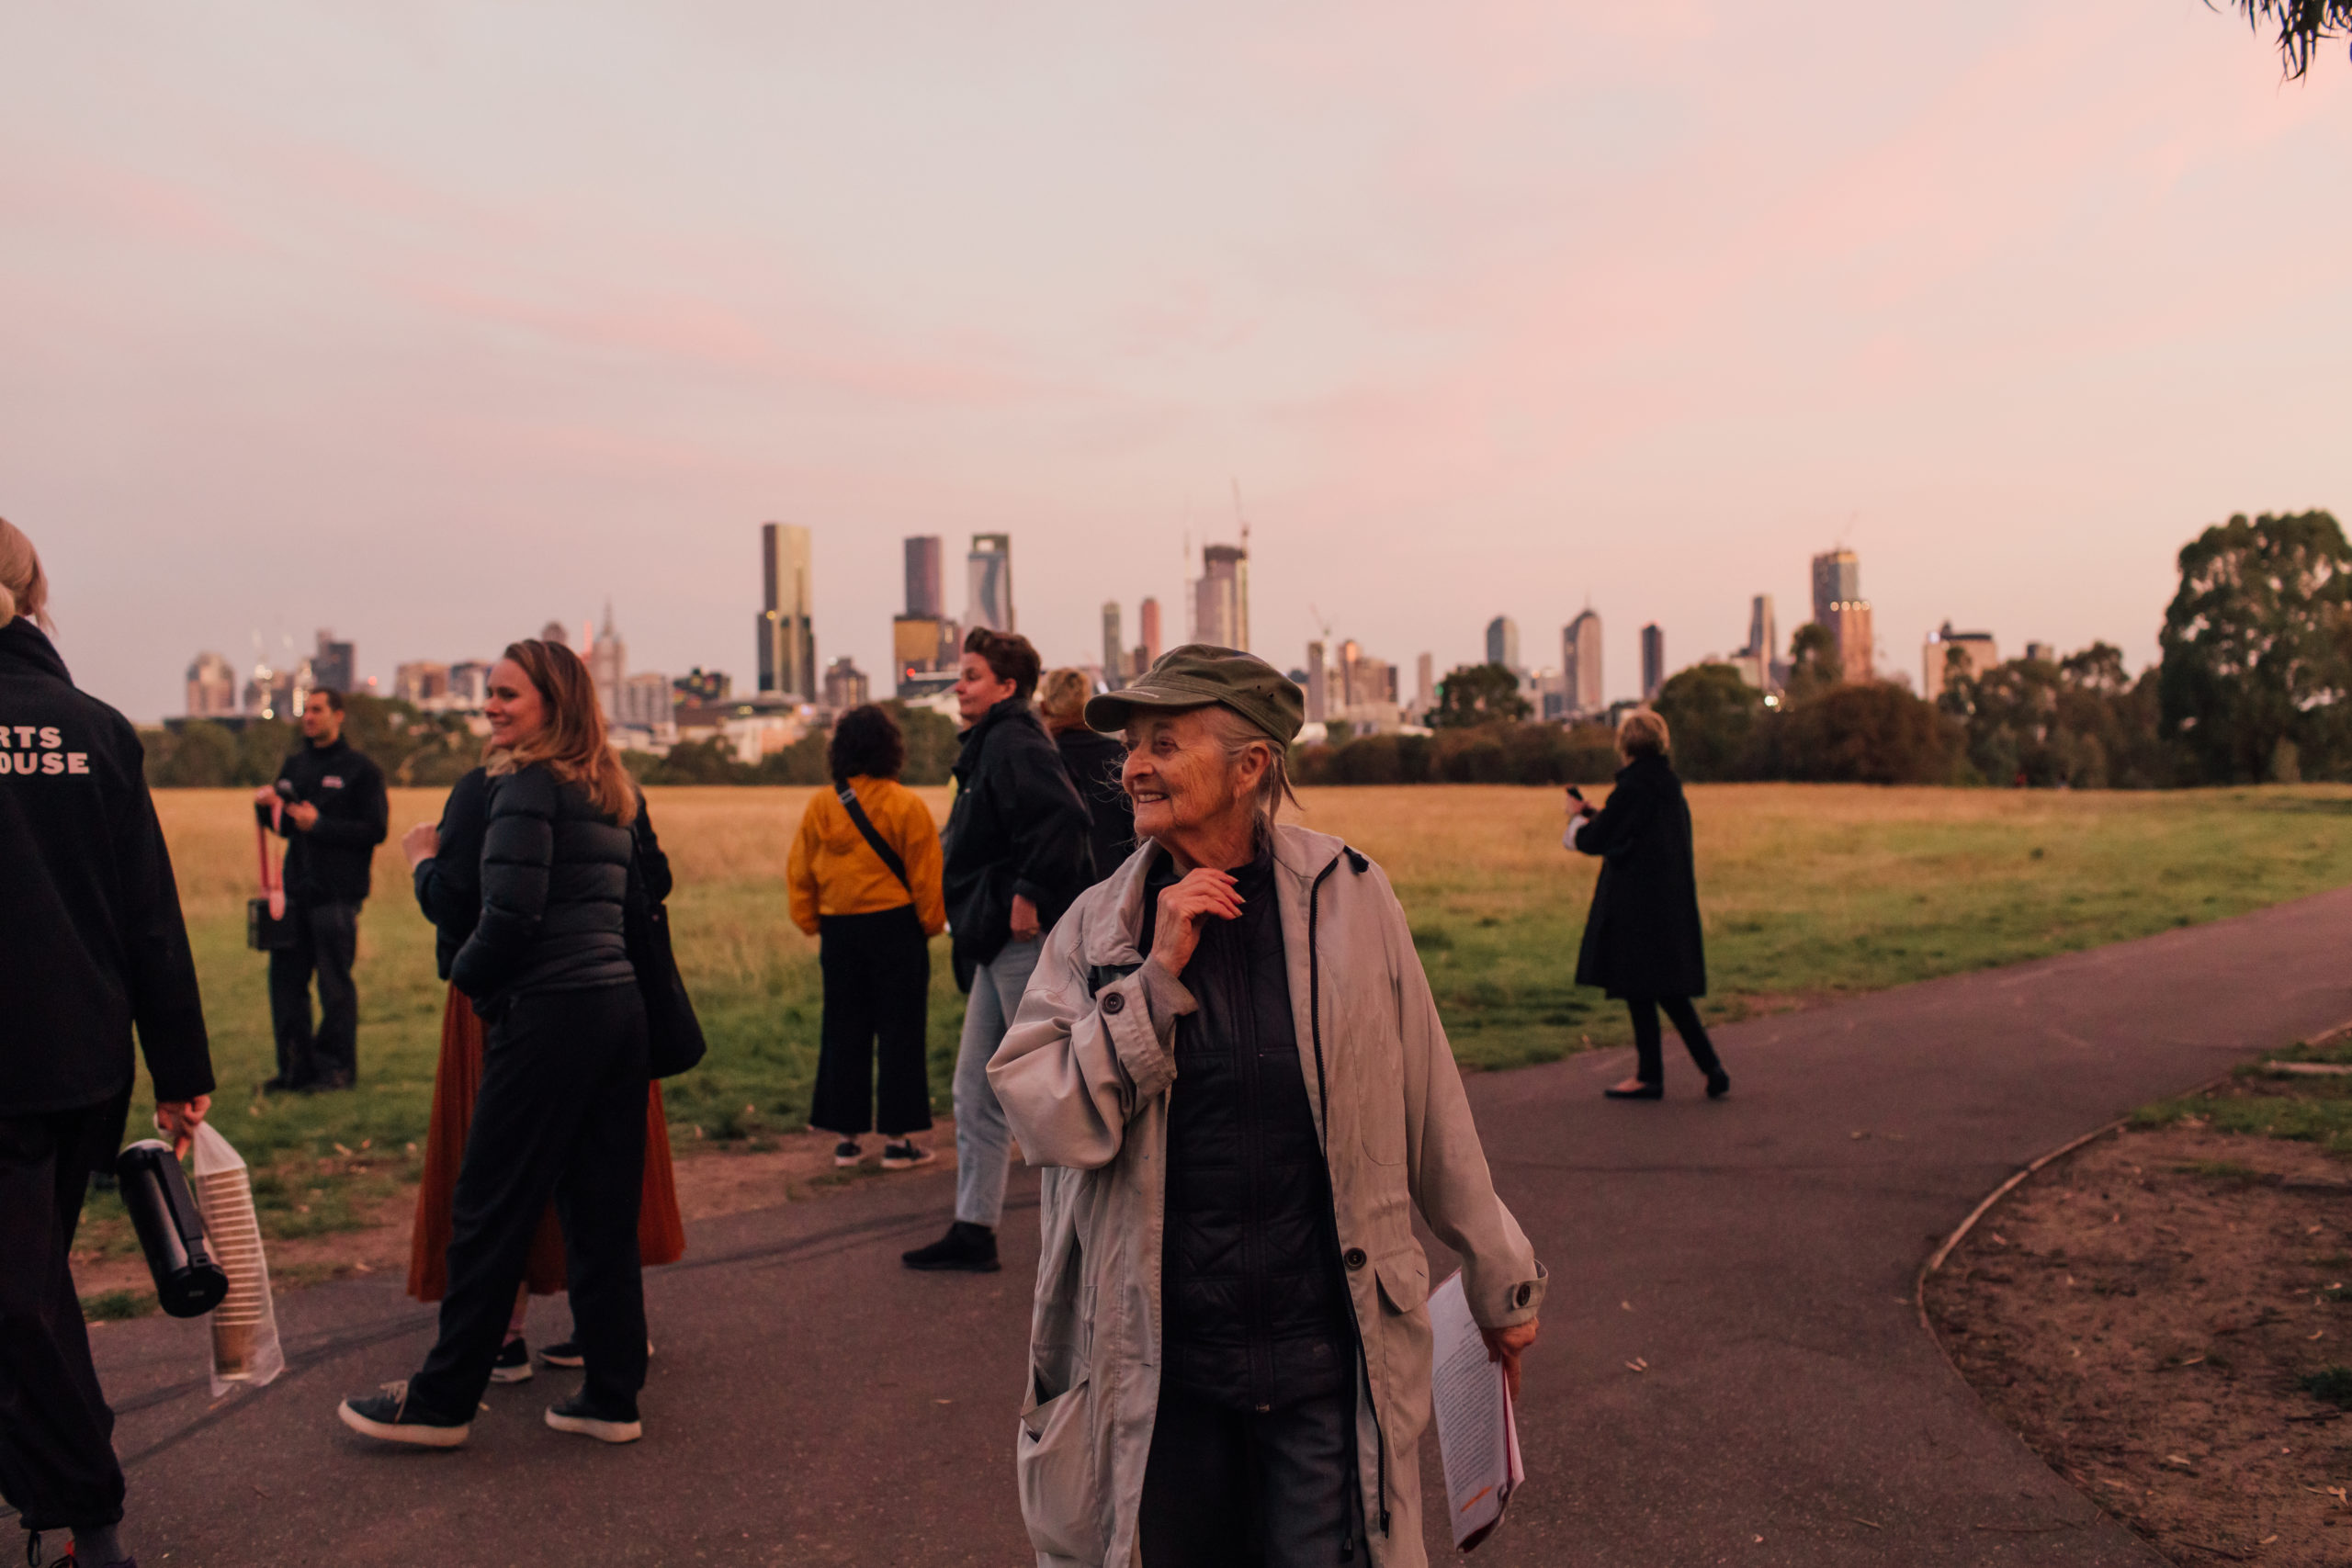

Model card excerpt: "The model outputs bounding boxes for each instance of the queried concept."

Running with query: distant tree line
[143,694,482,788]
[1304,510,2349,790]
[618,703,958,787]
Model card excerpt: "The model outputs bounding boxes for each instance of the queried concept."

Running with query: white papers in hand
[1429,1270,1524,1551]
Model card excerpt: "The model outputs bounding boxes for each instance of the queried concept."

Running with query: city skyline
[13,4,2346,722]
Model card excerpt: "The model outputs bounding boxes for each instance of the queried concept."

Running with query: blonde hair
[1199,705,1300,834]
[0,518,52,633]
[1036,667,1091,731]
[485,639,639,825]
[1618,707,1669,759]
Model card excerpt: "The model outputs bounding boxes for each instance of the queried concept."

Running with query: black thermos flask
[117,1140,230,1319]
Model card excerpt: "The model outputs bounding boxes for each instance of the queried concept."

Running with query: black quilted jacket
[449,762,638,1005]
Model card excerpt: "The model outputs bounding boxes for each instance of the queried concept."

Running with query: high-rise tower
[967,533,1013,633]
[904,536,944,619]
[1485,616,1519,671]
[1563,609,1603,716]
[1640,623,1664,703]
[1101,602,1125,686]
[1193,543,1249,651]
[1810,547,1872,683]
[589,600,626,718]
[759,522,817,701]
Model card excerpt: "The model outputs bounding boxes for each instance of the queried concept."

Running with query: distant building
[450,661,492,708]
[1306,640,1329,723]
[822,657,870,712]
[1485,616,1519,671]
[1102,602,1125,687]
[588,601,626,720]
[759,522,817,701]
[243,657,297,720]
[905,536,944,620]
[2025,641,2055,665]
[674,668,731,704]
[540,620,571,648]
[1192,543,1250,651]
[618,671,675,733]
[967,533,1014,633]
[1332,638,1400,731]
[1923,623,2000,700]
[1536,670,1570,721]
[1136,597,1162,671]
[311,631,355,694]
[1734,594,1783,694]
[894,616,954,689]
[1811,548,1872,683]
[1640,624,1664,702]
[1563,610,1603,716]
[673,695,813,766]
[186,652,237,716]
[395,661,450,705]
[1414,652,1435,720]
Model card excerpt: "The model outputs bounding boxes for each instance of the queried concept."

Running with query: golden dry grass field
[107,782,2352,1262]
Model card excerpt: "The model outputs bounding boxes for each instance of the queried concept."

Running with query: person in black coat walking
[253,687,388,1092]
[339,637,656,1450]
[0,519,213,1568]
[1566,709,1730,1101]
[1036,666,1135,887]
[901,628,1090,1273]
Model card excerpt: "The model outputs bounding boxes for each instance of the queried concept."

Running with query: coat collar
[1077,821,1352,969]
[0,619,72,684]
[953,694,1038,778]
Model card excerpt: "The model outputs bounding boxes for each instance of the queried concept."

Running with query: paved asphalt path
[66,886,2352,1567]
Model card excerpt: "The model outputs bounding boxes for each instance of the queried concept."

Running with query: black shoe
[880,1139,936,1170]
[538,1338,584,1368]
[490,1337,533,1383]
[1706,1070,1732,1100]
[545,1389,642,1444]
[1603,1082,1665,1100]
[337,1381,469,1448]
[834,1138,863,1168]
[902,1221,1000,1272]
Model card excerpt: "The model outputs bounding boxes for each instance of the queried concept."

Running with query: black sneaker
[538,1338,584,1368]
[902,1220,1000,1272]
[880,1139,936,1170]
[337,1381,469,1448]
[833,1138,863,1168]
[545,1389,642,1444]
[490,1336,533,1383]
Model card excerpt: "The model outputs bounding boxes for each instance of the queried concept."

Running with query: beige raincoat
[989,823,1546,1568]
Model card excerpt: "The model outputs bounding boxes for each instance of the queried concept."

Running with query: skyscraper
[1306,640,1328,723]
[1640,624,1664,702]
[759,522,817,701]
[1193,543,1249,650]
[905,536,944,619]
[1810,547,1872,683]
[186,652,236,716]
[1414,652,1435,719]
[1738,594,1781,692]
[1101,602,1125,686]
[1563,610,1603,716]
[1137,597,1162,668]
[967,533,1013,633]
[310,631,354,694]
[589,600,626,719]
[1485,616,1519,671]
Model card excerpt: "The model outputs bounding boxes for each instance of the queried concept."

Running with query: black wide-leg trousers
[809,905,933,1138]
[1137,1382,1362,1567]
[268,898,361,1086]
[409,984,650,1420]
[1626,994,1723,1085]
[0,1089,130,1532]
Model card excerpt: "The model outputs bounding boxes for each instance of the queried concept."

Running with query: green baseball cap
[1085,644,1306,744]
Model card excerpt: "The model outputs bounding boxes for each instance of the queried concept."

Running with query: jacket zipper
[1306,850,1390,1542]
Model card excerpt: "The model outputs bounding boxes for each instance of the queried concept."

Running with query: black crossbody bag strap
[836,784,913,894]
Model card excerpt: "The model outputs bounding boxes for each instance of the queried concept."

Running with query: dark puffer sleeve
[450,766,559,999]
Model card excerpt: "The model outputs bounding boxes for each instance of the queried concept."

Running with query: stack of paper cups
[187,1123,285,1396]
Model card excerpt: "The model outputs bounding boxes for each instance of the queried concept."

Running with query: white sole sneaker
[880,1146,936,1170]
[338,1399,469,1448]
[545,1405,643,1444]
[489,1359,535,1384]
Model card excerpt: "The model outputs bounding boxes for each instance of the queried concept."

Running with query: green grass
[115,782,2352,1243]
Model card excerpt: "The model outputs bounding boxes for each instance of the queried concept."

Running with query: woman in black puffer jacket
[339,638,657,1450]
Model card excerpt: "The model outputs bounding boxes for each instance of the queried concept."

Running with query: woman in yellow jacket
[788,704,947,1169]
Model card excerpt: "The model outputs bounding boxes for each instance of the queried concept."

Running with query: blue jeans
[953,936,1043,1227]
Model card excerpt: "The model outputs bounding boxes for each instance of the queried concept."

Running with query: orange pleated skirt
[407,985,687,1303]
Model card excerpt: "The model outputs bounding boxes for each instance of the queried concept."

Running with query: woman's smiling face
[484,658,547,750]
[1122,707,1242,842]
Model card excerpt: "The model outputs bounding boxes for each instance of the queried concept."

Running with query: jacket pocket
[1016,1375,1103,1562]
[1374,1247,1430,1315]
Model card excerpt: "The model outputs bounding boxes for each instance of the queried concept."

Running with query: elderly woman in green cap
[989,646,1545,1568]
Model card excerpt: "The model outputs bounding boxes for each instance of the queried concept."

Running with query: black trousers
[1627,995,1723,1085]
[0,1090,130,1533]
[268,899,360,1086]
[809,906,933,1138]
[1137,1382,1362,1568]
[408,984,650,1419]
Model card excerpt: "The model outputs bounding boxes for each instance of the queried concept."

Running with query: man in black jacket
[902,628,1088,1273]
[1,536,213,1568]
[254,689,387,1092]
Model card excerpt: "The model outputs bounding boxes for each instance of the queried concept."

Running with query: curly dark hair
[828,704,906,783]
[963,626,1043,702]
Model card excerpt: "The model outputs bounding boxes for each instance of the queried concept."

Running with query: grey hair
[1199,705,1300,832]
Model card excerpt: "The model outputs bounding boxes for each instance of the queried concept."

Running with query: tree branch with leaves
[2217,1,2350,77]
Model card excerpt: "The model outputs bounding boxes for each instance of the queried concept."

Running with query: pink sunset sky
[4,1,2346,721]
